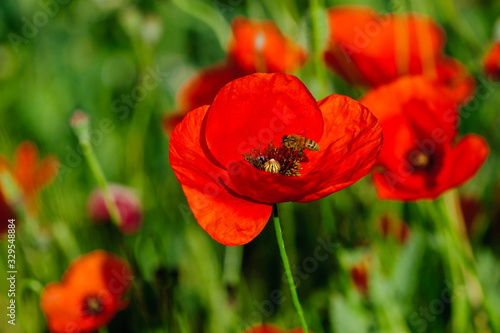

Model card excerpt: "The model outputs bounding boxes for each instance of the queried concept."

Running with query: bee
[282,134,320,156]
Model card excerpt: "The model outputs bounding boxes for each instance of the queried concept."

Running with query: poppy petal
[13,141,39,193]
[177,62,245,113]
[203,73,323,169]
[438,134,489,191]
[323,6,445,87]
[40,251,132,333]
[297,94,382,202]
[482,42,500,80]
[228,160,325,203]
[372,135,489,201]
[170,105,272,245]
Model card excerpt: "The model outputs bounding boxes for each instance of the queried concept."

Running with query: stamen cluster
[243,141,304,176]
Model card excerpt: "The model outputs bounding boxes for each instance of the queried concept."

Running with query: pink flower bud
[87,184,143,235]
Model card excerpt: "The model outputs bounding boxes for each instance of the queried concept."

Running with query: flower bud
[87,184,143,235]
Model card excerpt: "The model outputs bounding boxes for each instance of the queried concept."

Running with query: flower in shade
[243,323,307,333]
[482,42,500,80]
[169,73,382,245]
[163,16,307,136]
[40,250,133,333]
[323,6,475,104]
[87,184,143,235]
[0,141,59,214]
[350,258,370,295]
[360,76,489,201]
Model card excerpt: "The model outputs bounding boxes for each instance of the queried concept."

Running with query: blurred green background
[1,0,500,332]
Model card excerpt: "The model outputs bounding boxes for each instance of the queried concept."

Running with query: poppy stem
[441,191,499,332]
[273,203,309,332]
[69,110,123,228]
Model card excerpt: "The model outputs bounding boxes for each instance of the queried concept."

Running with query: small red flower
[350,259,370,295]
[243,323,307,333]
[360,76,489,201]
[87,184,143,235]
[40,250,132,333]
[228,16,307,74]
[169,73,382,245]
[323,6,475,103]
[482,42,500,80]
[0,141,59,214]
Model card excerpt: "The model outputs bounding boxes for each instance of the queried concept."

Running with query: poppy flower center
[243,135,319,176]
[407,150,434,172]
[82,295,105,316]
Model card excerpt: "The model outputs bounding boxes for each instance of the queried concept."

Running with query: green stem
[273,204,309,332]
[70,112,122,227]
[441,192,500,332]
[309,0,328,98]
[431,200,469,333]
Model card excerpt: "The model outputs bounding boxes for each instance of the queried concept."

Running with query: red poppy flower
[323,6,475,103]
[0,141,59,214]
[169,73,382,245]
[87,184,143,235]
[360,76,489,201]
[350,259,370,295]
[40,250,132,333]
[228,16,307,74]
[482,41,500,80]
[243,323,307,333]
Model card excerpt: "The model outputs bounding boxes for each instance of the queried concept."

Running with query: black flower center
[407,150,435,172]
[82,295,105,316]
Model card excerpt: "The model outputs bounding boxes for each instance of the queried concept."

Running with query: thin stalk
[441,192,499,332]
[273,204,309,332]
[309,0,328,98]
[70,111,122,227]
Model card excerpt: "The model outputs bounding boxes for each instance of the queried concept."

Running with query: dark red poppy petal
[228,161,325,203]
[437,134,489,190]
[435,57,476,104]
[297,94,382,202]
[204,73,323,169]
[372,135,489,201]
[170,105,272,245]
[177,62,245,113]
[162,113,186,137]
[482,42,500,80]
